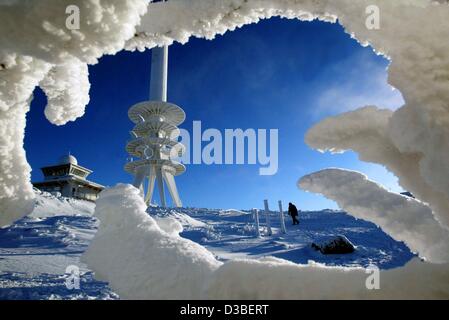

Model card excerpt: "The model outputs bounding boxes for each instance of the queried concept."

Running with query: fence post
[264,199,272,236]
[278,200,287,234]
[253,208,261,237]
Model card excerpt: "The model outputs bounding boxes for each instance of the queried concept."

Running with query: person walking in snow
[288,202,300,225]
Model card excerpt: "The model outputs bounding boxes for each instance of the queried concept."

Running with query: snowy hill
[0,191,414,299]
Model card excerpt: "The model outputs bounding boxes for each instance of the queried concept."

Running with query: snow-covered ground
[151,207,414,268]
[0,190,116,299]
[0,190,414,300]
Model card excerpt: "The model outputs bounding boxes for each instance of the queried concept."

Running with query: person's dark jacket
[288,204,298,217]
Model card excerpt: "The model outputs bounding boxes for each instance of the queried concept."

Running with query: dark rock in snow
[311,235,355,254]
[400,191,415,199]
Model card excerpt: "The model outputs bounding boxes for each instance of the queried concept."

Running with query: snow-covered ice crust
[82,184,220,300]
[0,0,148,225]
[299,168,449,263]
[305,106,449,233]
[1,0,449,298]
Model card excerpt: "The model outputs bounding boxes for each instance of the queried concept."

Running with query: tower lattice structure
[125,46,185,207]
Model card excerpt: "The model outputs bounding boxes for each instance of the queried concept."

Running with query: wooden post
[264,200,272,236]
[253,208,261,237]
[278,200,287,234]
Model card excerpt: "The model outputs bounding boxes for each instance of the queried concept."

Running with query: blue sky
[25,18,404,210]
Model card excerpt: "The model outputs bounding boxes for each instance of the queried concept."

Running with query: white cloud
[313,51,404,117]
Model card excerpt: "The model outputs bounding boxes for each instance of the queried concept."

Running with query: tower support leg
[145,166,156,205]
[163,171,182,207]
[156,168,166,207]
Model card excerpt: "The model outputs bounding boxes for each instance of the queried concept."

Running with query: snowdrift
[29,189,95,218]
[82,185,220,299]
[83,184,449,299]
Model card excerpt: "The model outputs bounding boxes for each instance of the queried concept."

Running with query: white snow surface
[0,191,115,300]
[219,209,250,217]
[2,185,448,299]
[81,184,449,299]
[29,189,95,218]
